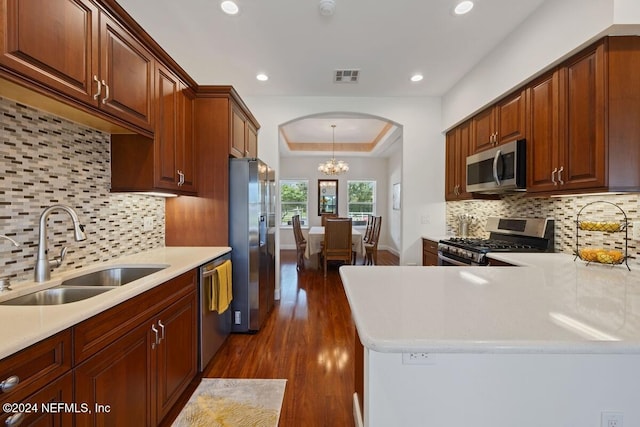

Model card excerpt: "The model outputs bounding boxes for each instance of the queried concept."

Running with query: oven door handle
[492,149,502,186]
[438,252,472,266]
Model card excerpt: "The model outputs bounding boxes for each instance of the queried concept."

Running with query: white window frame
[279,179,309,227]
[347,180,376,226]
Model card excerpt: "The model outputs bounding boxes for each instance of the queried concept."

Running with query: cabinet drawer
[0,371,73,426]
[422,238,439,254]
[73,270,197,363]
[0,329,71,404]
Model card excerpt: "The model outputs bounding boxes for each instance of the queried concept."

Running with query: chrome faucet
[34,205,87,282]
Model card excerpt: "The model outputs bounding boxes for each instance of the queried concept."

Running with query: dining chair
[322,218,353,277]
[362,214,374,243]
[364,216,382,265]
[292,214,306,271]
[320,213,339,226]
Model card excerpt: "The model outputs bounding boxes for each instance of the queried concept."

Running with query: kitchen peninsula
[341,255,640,427]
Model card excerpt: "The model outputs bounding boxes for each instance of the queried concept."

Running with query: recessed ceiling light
[410,74,424,82]
[221,1,239,15]
[454,1,474,15]
[256,73,269,81]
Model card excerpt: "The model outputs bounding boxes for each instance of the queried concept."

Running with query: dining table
[304,226,365,266]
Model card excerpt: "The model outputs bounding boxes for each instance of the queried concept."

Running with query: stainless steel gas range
[438,217,555,266]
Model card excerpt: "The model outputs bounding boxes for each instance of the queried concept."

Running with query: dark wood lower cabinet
[0,371,74,427]
[75,279,197,426]
[75,322,154,427]
[422,238,439,266]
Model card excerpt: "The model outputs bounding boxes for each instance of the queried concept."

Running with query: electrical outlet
[234,311,241,325]
[142,216,154,232]
[601,411,623,427]
[402,352,435,365]
[633,222,640,240]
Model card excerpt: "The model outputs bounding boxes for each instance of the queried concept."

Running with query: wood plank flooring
[204,250,399,426]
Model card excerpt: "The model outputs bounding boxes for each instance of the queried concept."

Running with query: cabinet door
[176,84,197,192]
[155,292,197,422]
[495,89,526,145]
[154,63,180,191]
[75,322,155,427]
[471,107,496,153]
[99,12,153,131]
[230,104,247,158]
[246,122,258,158]
[444,128,459,200]
[0,0,99,105]
[561,41,606,190]
[526,70,562,192]
[456,121,471,198]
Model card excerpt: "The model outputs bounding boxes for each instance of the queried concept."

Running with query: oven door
[438,251,476,266]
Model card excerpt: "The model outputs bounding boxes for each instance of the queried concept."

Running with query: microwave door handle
[492,149,502,186]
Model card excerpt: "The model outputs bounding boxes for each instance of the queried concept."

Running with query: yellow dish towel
[210,260,232,314]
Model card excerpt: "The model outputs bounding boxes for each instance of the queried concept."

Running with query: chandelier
[318,124,349,175]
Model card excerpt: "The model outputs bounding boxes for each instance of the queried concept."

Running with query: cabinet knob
[0,375,19,393]
[5,412,24,427]
[93,76,102,100]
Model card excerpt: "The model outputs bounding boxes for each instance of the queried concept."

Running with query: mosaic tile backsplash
[447,193,640,266]
[0,97,165,283]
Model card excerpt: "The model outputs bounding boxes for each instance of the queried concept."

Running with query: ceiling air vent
[334,69,360,83]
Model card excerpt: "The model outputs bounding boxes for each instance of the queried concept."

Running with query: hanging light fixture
[318,124,349,175]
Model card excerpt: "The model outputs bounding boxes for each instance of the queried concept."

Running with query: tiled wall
[447,193,640,266]
[0,97,165,283]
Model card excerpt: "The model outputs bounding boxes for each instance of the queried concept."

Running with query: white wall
[386,146,402,256]
[442,0,617,129]
[247,96,445,267]
[367,350,640,427]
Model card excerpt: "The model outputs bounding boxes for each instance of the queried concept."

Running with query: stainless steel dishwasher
[198,252,232,372]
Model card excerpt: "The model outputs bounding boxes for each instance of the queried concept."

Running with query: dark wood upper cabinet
[526,37,640,194]
[98,10,154,131]
[470,89,527,153]
[526,69,562,192]
[231,102,259,158]
[0,0,99,105]
[0,0,154,133]
[444,121,471,201]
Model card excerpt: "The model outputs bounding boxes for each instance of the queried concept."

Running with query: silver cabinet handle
[158,320,165,344]
[151,324,159,349]
[93,76,102,100]
[0,375,19,393]
[558,166,564,185]
[551,167,558,185]
[177,170,185,186]
[101,80,109,104]
[5,412,24,427]
[492,149,502,186]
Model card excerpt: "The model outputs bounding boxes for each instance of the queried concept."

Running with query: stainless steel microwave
[466,139,526,193]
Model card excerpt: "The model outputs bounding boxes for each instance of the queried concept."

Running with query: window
[348,180,376,226]
[280,180,308,226]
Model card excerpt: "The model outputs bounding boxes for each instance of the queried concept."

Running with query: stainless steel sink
[60,266,166,287]
[0,287,112,306]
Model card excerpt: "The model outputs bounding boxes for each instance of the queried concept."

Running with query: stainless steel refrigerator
[229,158,276,332]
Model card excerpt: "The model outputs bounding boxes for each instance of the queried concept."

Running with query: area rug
[172,378,287,427]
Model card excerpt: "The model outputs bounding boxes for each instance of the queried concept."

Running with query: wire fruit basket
[574,201,630,270]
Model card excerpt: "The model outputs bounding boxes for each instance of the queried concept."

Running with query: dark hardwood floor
[204,249,399,426]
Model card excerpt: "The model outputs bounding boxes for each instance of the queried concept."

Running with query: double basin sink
[1,266,167,306]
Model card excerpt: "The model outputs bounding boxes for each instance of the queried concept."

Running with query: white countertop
[340,253,640,354]
[0,246,230,360]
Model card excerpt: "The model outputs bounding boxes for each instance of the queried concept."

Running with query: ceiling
[117,0,547,156]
